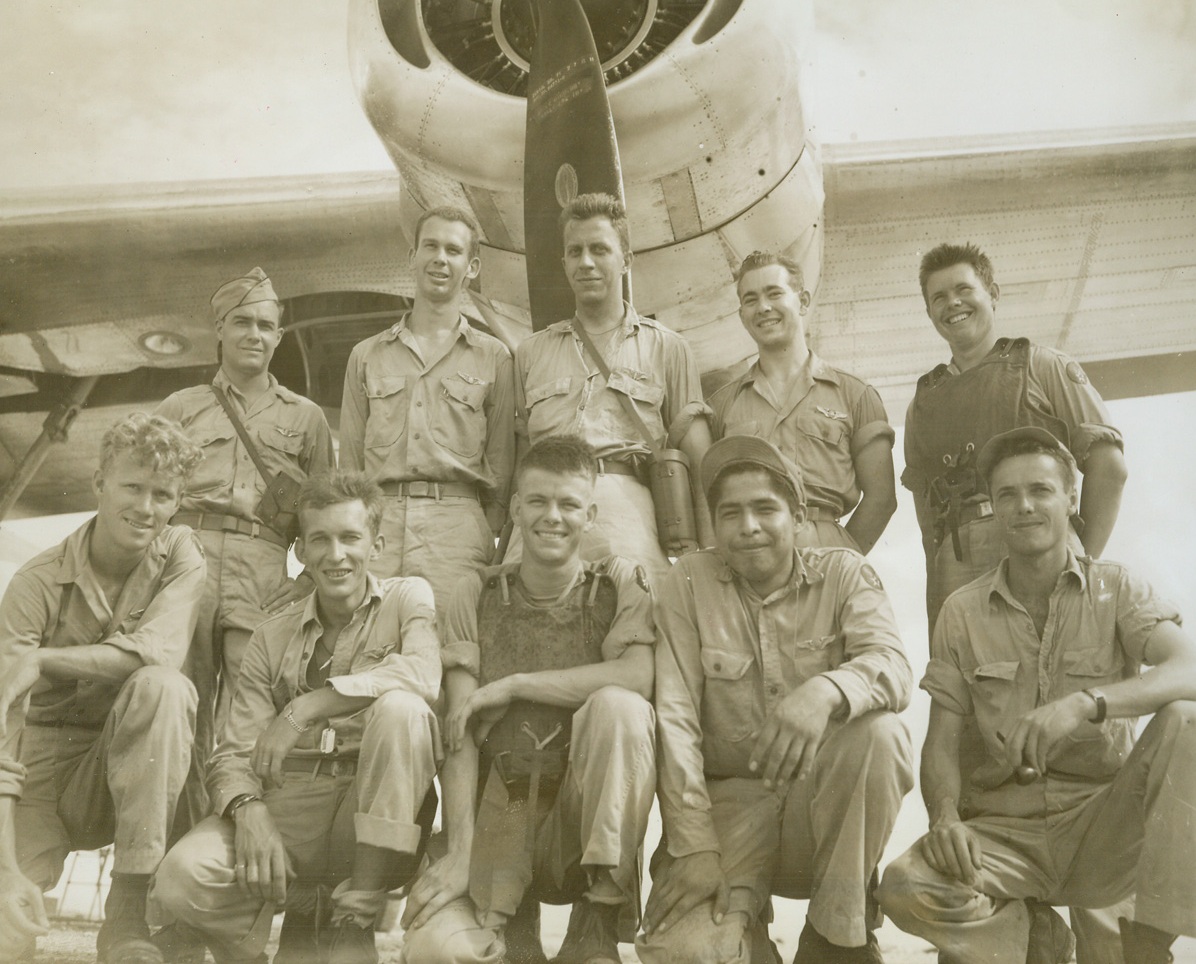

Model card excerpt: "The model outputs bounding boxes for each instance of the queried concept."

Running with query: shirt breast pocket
[700,648,756,742]
[607,368,666,439]
[964,659,1020,719]
[434,375,488,460]
[189,427,235,493]
[798,416,847,450]
[364,375,408,450]
[780,633,840,678]
[255,426,305,477]
[524,376,574,438]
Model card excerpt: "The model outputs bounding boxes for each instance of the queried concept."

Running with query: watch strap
[1083,688,1107,724]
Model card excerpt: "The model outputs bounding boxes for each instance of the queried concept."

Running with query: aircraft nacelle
[348,0,824,372]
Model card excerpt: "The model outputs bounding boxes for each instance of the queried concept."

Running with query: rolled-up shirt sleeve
[598,557,656,662]
[818,555,912,719]
[920,603,974,716]
[328,577,441,704]
[849,384,895,456]
[102,527,206,669]
[661,334,712,449]
[1029,348,1122,467]
[654,565,722,858]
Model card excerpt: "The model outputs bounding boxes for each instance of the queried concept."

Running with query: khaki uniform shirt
[923,552,1180,818]
[655,547,911,856]
[339,315,514,515]
[709,352,894,517]
[0,520,206,797]
[155,370,335,525]
[442,555,656,677]
[514,304,710,460]
[206,573,439,815]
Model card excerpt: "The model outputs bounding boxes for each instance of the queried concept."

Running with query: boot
[503,895,548,964]
[792,920,883,964]
[97,873,164,964]
[549,899,620,964]
[1119,917,1175,964]
[1025,901,1074,964]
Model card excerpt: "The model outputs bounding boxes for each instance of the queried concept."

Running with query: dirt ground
[28,906,1196,963]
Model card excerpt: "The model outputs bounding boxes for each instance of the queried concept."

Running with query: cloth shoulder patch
[1065,361,1089,385]
[861,564,884,591]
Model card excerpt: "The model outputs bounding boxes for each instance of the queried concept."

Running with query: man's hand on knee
[642,851,729,936]
[402,850,470,930]
[920,814,983,886]
[233,802,291,904]
[749,677,841,788]
[0,869,48,944]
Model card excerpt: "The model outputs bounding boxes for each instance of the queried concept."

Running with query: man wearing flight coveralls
[339,206,514,626]
[0,413,205,964]
[638,435,912,964]
[709,251,897,554]
[401,435,657,964]
[879,427,1196,964]
[151,472,441,964]
[156,266,336,826]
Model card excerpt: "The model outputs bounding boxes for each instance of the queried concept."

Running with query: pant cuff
[354,812,422,853]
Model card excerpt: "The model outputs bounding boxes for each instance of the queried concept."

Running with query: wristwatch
[1082,688,1107,724]
[223,793,262,819]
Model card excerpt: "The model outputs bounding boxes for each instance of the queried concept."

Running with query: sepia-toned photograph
[1,1,1194,961]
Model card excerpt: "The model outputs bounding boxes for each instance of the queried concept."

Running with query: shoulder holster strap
[571,321,662,459]
[210,383,273,486]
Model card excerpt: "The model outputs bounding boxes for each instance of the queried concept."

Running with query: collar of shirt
[946,337,1015,376]
[742,350,841,401]
[53,517,170,588]
[987,549,1087,611]
[297,571,386,633]
[213,368,297,409]
[711,547,826,601]
[384,311,484,348]
[546,302,654,336]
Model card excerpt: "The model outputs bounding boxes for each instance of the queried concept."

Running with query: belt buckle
[407,481,433,498]
[330,758,354,778]
[219,516,240,533]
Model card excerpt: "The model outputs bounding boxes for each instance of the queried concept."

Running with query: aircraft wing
[814,124,1196,421]
[2,127,1195,518]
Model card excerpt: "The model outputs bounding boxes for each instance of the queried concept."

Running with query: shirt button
[713,661,722,671]
[415,400,422,407]
[769,685,779,696]
[413,432,421,439]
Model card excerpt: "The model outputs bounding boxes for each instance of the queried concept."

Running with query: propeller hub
[493,0,656,73]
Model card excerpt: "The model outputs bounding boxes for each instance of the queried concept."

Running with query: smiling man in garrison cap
[639,435,913,963]
[156,267,335,835]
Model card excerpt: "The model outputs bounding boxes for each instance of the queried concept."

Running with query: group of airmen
[0,193,1192,964]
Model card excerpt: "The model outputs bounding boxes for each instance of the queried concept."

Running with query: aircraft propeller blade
[523,0,628,330]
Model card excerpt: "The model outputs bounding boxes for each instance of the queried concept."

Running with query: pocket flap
[608,369,665,406]
[525,376,572,406]
[966,660,1020,683]
[366,374,407,399]
[441,377,486,410]
[700,648,754,681]
[1063,648,1117,678]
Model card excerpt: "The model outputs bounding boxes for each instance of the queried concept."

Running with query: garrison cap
[700,435,805,506]
[977,426,1076,484]
[210,267,278,322]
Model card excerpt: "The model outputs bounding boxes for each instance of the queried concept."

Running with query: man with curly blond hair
[0,412,207,964]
